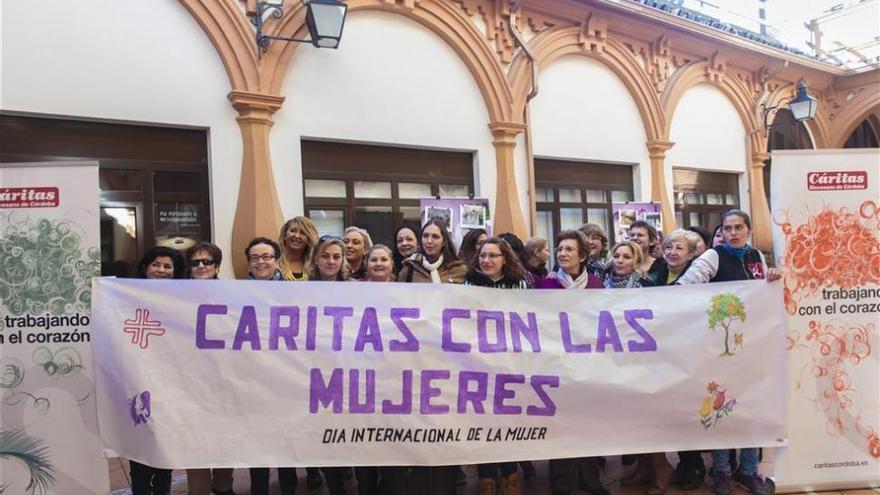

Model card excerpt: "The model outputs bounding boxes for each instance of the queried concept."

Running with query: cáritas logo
[807,171,867,191]
[0,187,59,208]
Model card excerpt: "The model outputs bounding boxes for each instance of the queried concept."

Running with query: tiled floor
[107,456,880,495]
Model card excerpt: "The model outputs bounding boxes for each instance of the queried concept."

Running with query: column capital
[228,90,286,120]
[489,121,527,143]
[750,151,771,167]
[646,140,675,158]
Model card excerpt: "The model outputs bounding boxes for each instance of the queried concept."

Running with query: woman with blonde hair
[307,236,350,282]
[603,241,654,289]
[277,216,319,281]
[343,226,373,280]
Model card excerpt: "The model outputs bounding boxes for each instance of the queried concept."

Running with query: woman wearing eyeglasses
[278,216,319,281]
[242,237,298,495]
[397,219,466,284]
[462,237,527,495]
[183,242,237,495]
[129,246,186,495]
[534,230,605,495]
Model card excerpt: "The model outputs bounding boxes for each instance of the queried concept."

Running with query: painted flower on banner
[774,201,880,315]
[129,391,152,426]
[122,309,165,349]
[700,381,737,429]
[706,294,746,357]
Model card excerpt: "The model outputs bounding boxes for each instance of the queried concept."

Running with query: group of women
[129,209,778,495]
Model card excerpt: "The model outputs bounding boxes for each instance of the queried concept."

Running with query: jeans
[712,448,759,476]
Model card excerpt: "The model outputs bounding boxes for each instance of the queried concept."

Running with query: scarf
[604,271,642,289]
[585,258,607,279]
[555,267,592,289]
[721,244,750,260]
[421,254,445,284]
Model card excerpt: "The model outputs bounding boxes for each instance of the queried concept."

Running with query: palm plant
[0,429,55,495]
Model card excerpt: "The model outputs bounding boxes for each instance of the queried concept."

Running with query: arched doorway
[843,117,880,148]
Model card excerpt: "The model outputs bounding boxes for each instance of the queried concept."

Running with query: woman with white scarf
[397,218,466,284]
[534,230,606,495]
[534,230,603,289]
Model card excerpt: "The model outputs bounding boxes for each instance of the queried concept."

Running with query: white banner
[0,162,110,495]
[770,149,880,491]
[92,278,787,468]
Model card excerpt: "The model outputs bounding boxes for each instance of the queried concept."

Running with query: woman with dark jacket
[397,219,466,284]
[242,237,299,495]
[463,238,527,494]
[392,225,420,273]
[184,243,236,495]
[129,246,185,495]
[459,227,488,267]
[677,211,780,495]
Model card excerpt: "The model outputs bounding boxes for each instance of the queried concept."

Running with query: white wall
[666,84,750,212]
[1,0,241,277]
[272,11,496,222]
[529,54,651,201]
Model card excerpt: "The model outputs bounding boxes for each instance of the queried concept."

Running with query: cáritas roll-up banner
[0,162,110,494]
[770,149,880,491]
[91,278,786,467]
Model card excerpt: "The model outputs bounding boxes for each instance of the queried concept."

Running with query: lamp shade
[306,0,347,48]
[788,82,818,122]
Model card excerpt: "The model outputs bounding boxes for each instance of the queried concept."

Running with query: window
[0,115,211,277]
[301,140,473,246]
[534,158,634,246]
[673,169,739,230]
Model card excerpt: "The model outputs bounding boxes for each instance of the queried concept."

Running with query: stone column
[488,122,528,239]
[646,140,677,232]
[228,90,287,278]
[748,150,773,252]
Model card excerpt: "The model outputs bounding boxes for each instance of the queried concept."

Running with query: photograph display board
[612,202,662,242]
[420,197,492,247]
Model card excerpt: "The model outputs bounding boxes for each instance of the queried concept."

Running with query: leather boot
[621,454,652,486]
[501,473,520,495]
[480,478,497,495]
[647,453,674,495]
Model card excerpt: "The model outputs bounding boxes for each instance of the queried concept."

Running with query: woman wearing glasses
[397,219,466,284]
[278,216,319,281]
[184,242,236,495]
[243,237,297,495]
[129,246,186,495]
[463,237,527,495]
